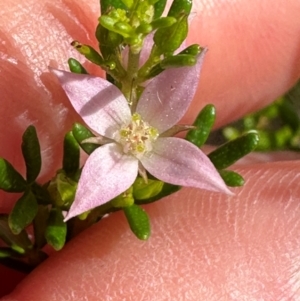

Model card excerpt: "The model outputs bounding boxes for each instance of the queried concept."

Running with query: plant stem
[122,49,141,112]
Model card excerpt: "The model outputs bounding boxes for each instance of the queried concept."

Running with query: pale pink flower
[51,52,231,220]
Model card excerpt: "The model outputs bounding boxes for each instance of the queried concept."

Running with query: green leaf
[219,170,245,187]
[208,131,260,170]
[154,16,188,54]
[153,0,167,19]
[160,54,196,68]
[0,214,32,251]
[21,125,41,183]
[71,41,104,66]
[179,44,202,56]
[123,204,151,240]
[45,208,67,251]
[9,189,38,234]
[0,158,26,192]
[68,58,88,74]
[186,104,216,147]
[167,0,192,16]
[63,131,80,176]
[72,123,99,154]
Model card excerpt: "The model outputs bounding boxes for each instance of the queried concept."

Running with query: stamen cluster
[117,113,159,158]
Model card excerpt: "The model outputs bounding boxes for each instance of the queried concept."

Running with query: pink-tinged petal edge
[64,143,139,221]
[136,49,207,133]
[50,68,131,139]
[140,137,232,195]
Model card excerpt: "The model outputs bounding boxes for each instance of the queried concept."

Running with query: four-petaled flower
[51,52,231,221]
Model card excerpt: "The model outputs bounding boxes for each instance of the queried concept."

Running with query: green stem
[122,49,141,112]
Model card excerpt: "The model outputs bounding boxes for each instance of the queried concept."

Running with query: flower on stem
[51,52,231,221]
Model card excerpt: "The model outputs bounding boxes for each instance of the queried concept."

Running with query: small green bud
[47,170,77,208]
[133,177,164,200]
[99,15,116,29]
[71,41,104,66]
[114,21,134,36]
[136,23,153,34]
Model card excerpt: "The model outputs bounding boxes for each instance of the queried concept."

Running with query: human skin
[1,0,300,299]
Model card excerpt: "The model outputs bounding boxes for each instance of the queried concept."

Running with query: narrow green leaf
[123,205,151,240]
[186,104,216,147]
[154,16,188,54]
[45,208,67,251]
[219,170,245,187]
[9,189,38,234]
[179,44,202,56]
[72,123,99,154]
[63,131,80,176]
[22,125,41,183]
[167,0,192,16]
[68,58,88,74]
[160,54,196,68]
[0,158,26,192]
[153,0,167,19]
[0,215,32,250]
[71,41,104,66]
[208,131,260,170]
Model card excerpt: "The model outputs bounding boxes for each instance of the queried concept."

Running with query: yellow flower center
[118,113,159,158]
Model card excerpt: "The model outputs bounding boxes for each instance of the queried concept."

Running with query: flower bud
[133,177,164,200]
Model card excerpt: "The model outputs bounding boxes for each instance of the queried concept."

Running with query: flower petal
[136,50,207,133]
[50,68,131,139]
[64,143,138,221]
[140,137,232,194]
